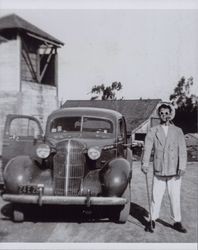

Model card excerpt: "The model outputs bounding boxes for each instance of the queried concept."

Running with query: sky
[0,2,198,103]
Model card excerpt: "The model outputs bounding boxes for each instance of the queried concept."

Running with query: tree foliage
[169,77,198,133]
[90,82,123,100]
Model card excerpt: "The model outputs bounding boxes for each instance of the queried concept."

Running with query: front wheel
[109,183,131,223]
[12,204,24,222]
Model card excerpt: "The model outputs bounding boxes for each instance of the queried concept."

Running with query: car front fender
[3,156,52,194]
[100,158,131,197]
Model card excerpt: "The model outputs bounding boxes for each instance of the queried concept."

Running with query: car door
[117,117,127,158]
[2,114,43,168]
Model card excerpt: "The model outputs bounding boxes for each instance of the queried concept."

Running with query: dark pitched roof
[0,35,7,43]
[185,133,198,146]
[63,99,161,133]
[0,14,64,46]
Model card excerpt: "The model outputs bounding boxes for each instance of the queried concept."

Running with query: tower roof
[0,13,64,46]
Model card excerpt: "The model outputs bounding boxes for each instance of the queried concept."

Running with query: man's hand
[177,169,185,177]
[141,165,149,174]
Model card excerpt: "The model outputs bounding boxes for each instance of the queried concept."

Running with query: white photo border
[0,0,197,249]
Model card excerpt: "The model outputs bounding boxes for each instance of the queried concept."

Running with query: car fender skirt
[100,158,131,197]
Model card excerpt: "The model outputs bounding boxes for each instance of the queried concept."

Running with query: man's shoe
[145,220,155,233]
[173,222,187,233]
[151,220,155,229]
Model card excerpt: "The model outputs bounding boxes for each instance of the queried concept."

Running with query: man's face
[159,108,171,123]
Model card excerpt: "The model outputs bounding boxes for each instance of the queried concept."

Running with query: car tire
[12,204,24,222]
[109,183,131,224]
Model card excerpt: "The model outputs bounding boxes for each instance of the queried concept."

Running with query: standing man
[141,102,187,233]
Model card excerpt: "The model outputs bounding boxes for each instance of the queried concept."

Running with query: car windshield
[50,116,81,133]
[82,117,113,134]
[50,116,113,137]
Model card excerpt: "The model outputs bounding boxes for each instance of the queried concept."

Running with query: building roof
[0,35,7,43]
[63,99,161,133]
[185,133,198,146]
[0,14,64,46]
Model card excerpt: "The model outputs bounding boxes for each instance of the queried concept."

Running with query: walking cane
[141,147,153,233]
[145,172,154,233]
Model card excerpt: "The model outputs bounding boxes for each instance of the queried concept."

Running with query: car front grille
[53,140,85,196]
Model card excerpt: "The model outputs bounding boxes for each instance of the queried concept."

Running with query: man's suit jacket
[142,124,187,176]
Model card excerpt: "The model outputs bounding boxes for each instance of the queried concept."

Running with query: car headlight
[36,144,50,159]
[88,147,101,160]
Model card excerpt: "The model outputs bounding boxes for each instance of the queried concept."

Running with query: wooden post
[17,33,22,92]
[39,47,53,82]
[54,47,58,98]
[36,47,40,83]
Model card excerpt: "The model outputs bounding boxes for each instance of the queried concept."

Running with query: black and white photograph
[0,0,197,249]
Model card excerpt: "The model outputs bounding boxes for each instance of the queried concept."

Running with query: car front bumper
[2,194,127,206]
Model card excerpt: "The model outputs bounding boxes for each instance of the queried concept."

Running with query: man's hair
[157,104,172,114]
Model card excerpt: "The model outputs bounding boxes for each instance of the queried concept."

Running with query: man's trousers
[151,175,182,222]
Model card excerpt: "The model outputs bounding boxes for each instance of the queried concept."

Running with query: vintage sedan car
[1,107,132,223]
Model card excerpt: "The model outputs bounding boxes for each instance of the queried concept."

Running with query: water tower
[0,14,64,154]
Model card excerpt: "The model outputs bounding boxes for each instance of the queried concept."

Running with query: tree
[90,82,123,100]
[169,76,198,134]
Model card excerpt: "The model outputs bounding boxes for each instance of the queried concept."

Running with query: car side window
[83,117,113,133]
[9,118,41,137]
[118,119,124,138]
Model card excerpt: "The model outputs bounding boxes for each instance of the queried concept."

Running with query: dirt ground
[0,161,197,244]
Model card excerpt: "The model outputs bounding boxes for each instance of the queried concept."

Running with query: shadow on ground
[1,203,131,223]
[129,202,174,231]
[1,202,174,229]
[130,202,149,227]
[1,203,109,223]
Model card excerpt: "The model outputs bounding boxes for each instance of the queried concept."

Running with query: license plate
[18,185,40,194]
